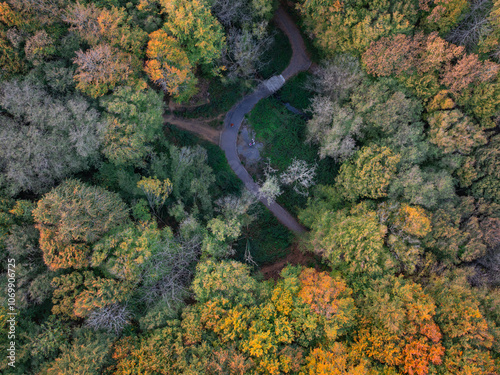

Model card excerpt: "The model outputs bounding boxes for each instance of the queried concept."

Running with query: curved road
[220,5,311,234]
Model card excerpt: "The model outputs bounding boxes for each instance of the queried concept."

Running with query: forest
[0,0,499,374]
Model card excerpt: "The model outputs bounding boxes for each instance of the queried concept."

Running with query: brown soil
[260,242,317,280]
[163,114,221,145]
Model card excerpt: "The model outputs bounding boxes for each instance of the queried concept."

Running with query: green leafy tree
[100,86,164,166]
[74,272,132,318]
[168,145,216,217]
[421,0,469,34]
[92,222,162,283]
[111,321,210,374]
[306,97,363,161]
[192,259,260,306]
[301,202,394,279]
[424,197,498,265]
[51,271,85,319]
[337,145,400,201]
[161,0,226,73]
[471,134,500,204]
[41,329,113,375]
[307,77,428,165]
[389,165,456,209]
[51,270,132,320]
[24,316,71,371]
[296,0,418,55]
[0,29,23,76]
[63,3,147,57]
[427,109,487,155]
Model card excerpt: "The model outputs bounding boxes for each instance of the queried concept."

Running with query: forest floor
[260,242,317,280]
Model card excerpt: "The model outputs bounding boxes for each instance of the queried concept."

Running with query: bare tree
[0,80,104,195]
[6,28,24,48]
[63,2,101,44]
[223,26,273,81]
[211,0,249,27]
[9,0,68,25]
[280,158,317,196]
[215,190,257,220]
[244,239,258,267]
[139,235,201,310]
[73,44,131,92]
[306,97,362,161]
[86,303,132,334]
[447,0,493,51]
[257,175,282,203]
[306,55,364,103]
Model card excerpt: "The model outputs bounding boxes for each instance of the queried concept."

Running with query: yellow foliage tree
[144,29,197,102]
[302,343,369,375]
[137,176,173,213]
[396,204,432,238]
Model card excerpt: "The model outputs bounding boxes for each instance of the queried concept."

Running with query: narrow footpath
[166,4,312,233]
[220,5,311,233]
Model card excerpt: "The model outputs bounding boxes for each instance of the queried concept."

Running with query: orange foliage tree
[363,31,500,126]
[426,272,498,374]
[363,32,464,78]
[353,276,445,375]
[304,343,369,375]
[144,29,197,102]
[298,267,354,322]
[33,179,129,270]
[395,204,432,238]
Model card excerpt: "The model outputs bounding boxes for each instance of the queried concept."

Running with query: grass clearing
[277,71,312,110]
[247,96,339,215]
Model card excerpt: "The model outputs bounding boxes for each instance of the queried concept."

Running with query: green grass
[234,209,292,266]
[277,71,312,110]
[258,25,293,80]
[247,96,339,215]
[175,77,249,120]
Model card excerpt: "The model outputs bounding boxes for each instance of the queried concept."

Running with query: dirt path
[219,5,311,233]
[165,4,312,234]
[163,114,220,145]
[274,5,312,79]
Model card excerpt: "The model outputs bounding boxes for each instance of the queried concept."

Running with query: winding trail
[220,5,311,233]
[166,4,312,233]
